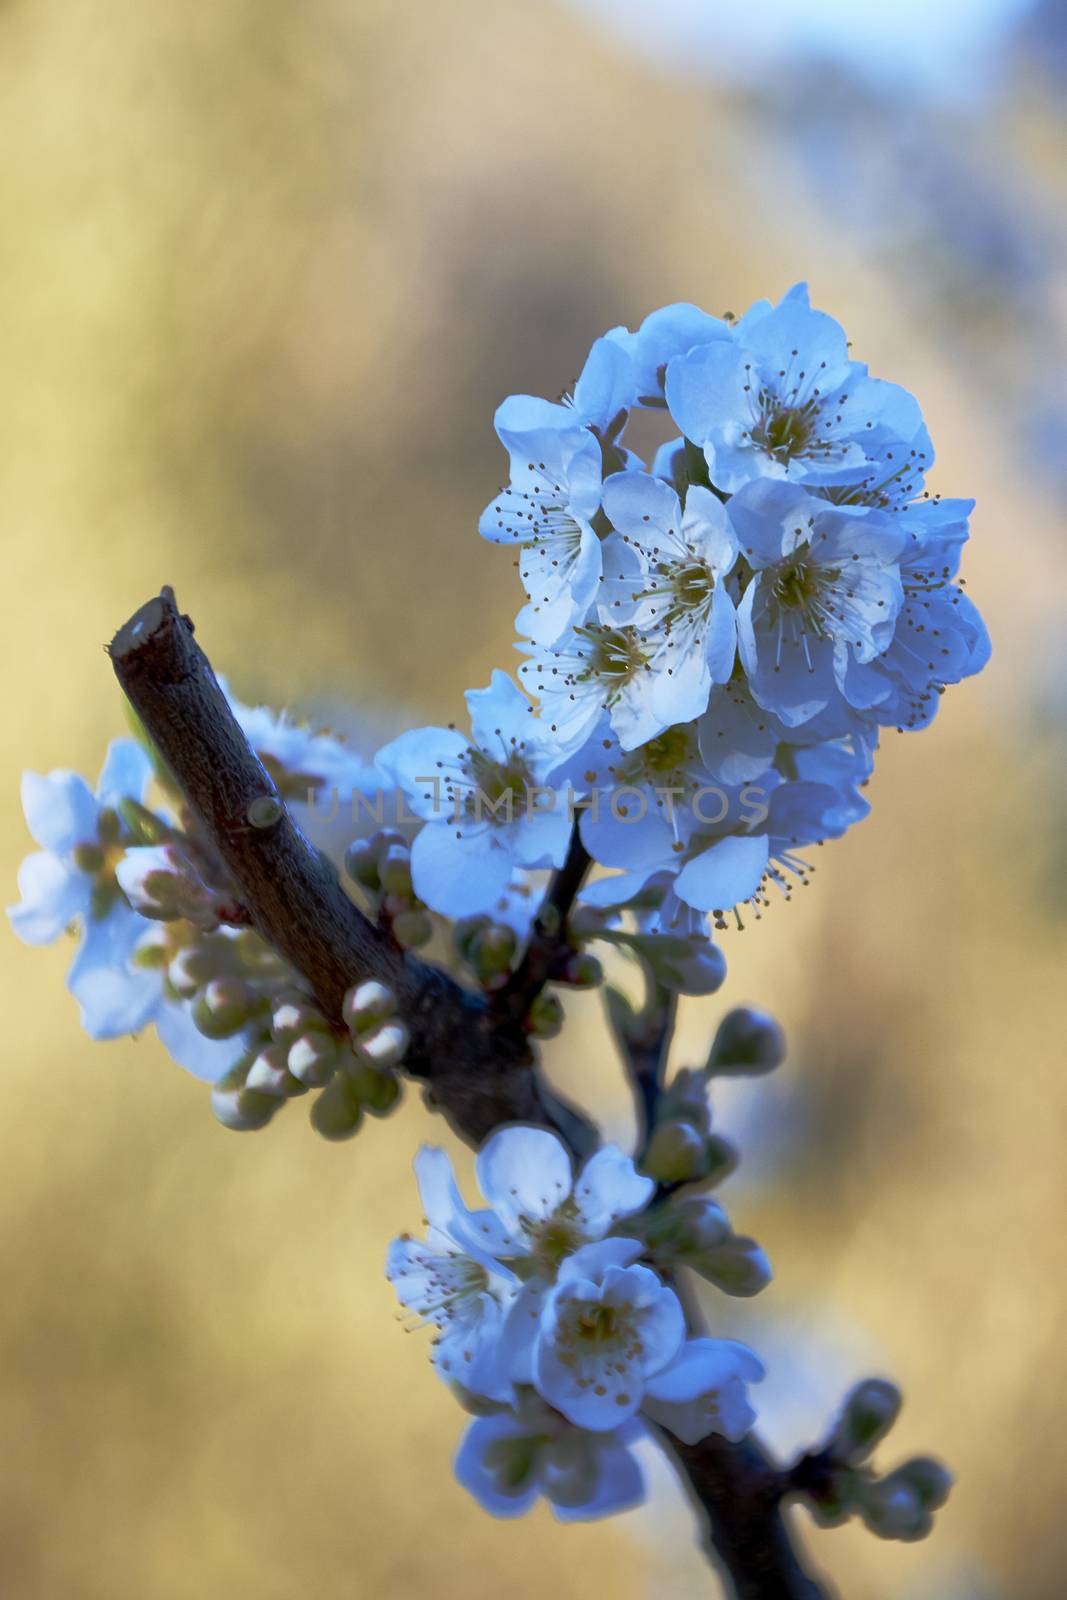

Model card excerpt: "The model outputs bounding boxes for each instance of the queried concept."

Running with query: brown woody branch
[108,587,830,1599]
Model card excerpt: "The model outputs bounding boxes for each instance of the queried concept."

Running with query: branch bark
[664,1434,833,1600]
[108,588,577,1147]
[108,587,831,1599]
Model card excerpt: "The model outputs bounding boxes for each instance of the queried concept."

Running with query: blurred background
[2,1,1065,1595]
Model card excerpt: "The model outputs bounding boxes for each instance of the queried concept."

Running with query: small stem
[621,980,677,1151]
[496,823,591,1023]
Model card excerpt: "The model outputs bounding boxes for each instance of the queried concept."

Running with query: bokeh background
[2,2,1065,1596]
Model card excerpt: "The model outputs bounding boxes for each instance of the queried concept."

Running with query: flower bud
[391,909,433,948]
[346,1058,402,1115]
[659,1067,712,1133]
[192,978,255,1040]
[692,1234,772,1297]
[344,839,380,891]
[858,1475,931,1542]
[640,1195,732,1262]
[568,904,609,940]
[557,952,603,989]
[310,1074,364,1141]
[167,944,219,998]
[210,1067,278,1132]
[245,1043,302,1098]
[358,1020,409,1070]
[471,924,518,983]
[669,1195,733,1254]
[271,997,330,1046]
[702,1133,739,1187]
[828,1379,902,1463]
[287,1031,341,1087]
[527,992,564,1039]
[453,915,489,963]
[642,1120,707,1183]
[894,1456,953,1512]
[708,1007,786,1076]
[117,844,219,928]
[379,844,413,898]
[342,980,396,1035]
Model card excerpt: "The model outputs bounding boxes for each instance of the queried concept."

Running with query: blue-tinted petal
[21,770,98,854]
[7,851,89,945]
[675,835,770,912]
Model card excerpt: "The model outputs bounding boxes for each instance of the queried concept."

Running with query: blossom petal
[21,770,98,854]
[95,739,153,807]
[674,835,770,913]
[409,823,513,917]
[453,1416,540,1518]
[573,1147,654,1236]
[550,1440,646,1521]
[67,909,161,1039]
[155,1000,248,1083]
[476,1126,572,1232]
[7,851,89,945]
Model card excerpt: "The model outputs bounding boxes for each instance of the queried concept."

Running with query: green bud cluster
[299,979,407,1141]
[799,1381,952,1541]
[635,1194,772,1297]
[344,830,433,949]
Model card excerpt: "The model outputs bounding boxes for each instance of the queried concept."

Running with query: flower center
[576,1305,620,1342]
[576,624,648,684]
[619,725,697,791]
[522,1206,586,1278]
[752,399,817,462]
[459,746,533,821]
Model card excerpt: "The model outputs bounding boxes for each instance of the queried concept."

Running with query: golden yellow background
[2,4,1064,1596]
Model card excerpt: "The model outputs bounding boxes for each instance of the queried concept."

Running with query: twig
[495,822,591,1022]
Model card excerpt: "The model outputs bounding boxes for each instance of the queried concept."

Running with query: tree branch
[108,588,583,1149]
[108,587,830,1598]
[663,1433,833,1600]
